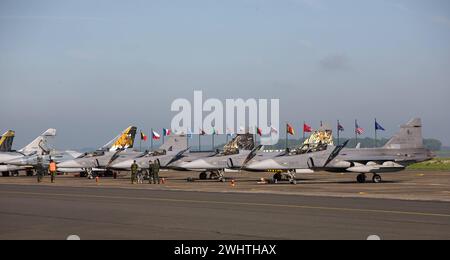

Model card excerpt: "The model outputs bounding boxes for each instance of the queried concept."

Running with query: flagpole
[254,126,257,148]
[303,121,306,144]
[151,128,154,151]
[140,134,142,152]
[374,118,377,148]
[212,132,215,151]
[337,120,340,146]
[285,123,288,151]
[355,119,358,144]
[162,129,165,145]
[198,132,201,152]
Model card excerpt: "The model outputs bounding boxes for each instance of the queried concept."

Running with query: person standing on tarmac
[148,160,155,184]
[36,156,45,183]
[153,160,160,184]
[131,160,138,184]
[49,159,57,183]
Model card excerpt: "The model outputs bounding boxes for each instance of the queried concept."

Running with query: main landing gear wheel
[372,174,382,183]
[356,174,366,184]
[199,172,208,180]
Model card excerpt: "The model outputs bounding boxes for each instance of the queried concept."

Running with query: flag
[152,131,161,140]
[163,128,171,136]
[375,120,385,131]
[355,121,364,135]
[226,128,234,137]
[270,126,279,135]
[257,127,263,136]
[338,122,345,132]
[140,131,148,141]
[212,128,217,135]
[287,124,295,136]
[187,129,193,139]
[303,123,312,133]
[200,129,206,136]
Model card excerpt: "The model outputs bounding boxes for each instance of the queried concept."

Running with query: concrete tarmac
[0,176,449,240]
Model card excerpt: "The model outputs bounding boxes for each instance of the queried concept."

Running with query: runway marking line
[1,190,449,218]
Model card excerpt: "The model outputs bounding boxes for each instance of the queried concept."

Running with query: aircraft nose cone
[184,159,214,170]
[246,159,284,170]
[111,160,133,170]
[58,160,82,168]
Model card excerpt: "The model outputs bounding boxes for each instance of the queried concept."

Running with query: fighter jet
[247,118,434,184]
[111,135,199,171]
[57,126,138,178]
[183,134,265,182]
[0,129,56,176]
[184,133,348,183]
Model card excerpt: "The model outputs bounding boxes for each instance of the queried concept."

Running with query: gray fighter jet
[57,126,138,178]
[110,135,193,171]
[0,129,56,176]
[247,118,434,184]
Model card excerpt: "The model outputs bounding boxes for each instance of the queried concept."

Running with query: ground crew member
[153,160,160,184]
[36,156,45,183]
[148,160,155,184]
[131,160,138,184]
[49,159,57,183]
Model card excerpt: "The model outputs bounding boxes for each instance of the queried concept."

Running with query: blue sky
[1,0,449,149]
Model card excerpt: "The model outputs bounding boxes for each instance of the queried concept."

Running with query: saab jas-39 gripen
[246,118,434,184]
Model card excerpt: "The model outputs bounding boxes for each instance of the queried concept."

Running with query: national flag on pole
[187,129,193,139]
[163,128,171,136]
[270,126,279,135]
[355,121,364,135]
[375,120,385,131]
[140,131,148,141]
[338,122,345,132]
[226,128,234,137]
[200,129,206,136]
[152,131,161,140]
[303,123,313,133]
[257,127,263,136]
[287,124,295,136]
[212,128,217,135]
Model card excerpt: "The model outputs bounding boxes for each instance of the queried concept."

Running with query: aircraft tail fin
[0,130,15,152]
[103,126,138,151]
[159,135,188,152]
[19,128,57,155]
[223,133,255,152]
[383,118,424,149]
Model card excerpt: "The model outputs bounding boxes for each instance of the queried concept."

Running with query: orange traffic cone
[231,179,236,187]
[95,176,99,184]
[161,178,166,184]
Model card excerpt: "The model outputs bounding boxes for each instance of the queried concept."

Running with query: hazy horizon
[1,0,449,149]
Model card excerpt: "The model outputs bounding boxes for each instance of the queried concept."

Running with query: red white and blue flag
[355,121,364,135]
[152,131,161,140]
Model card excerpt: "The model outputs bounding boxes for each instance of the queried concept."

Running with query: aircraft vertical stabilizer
[0,130,15,152]
[383,118,424,149]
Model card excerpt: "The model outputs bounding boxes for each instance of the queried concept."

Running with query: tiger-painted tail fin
[0,130,15,152]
